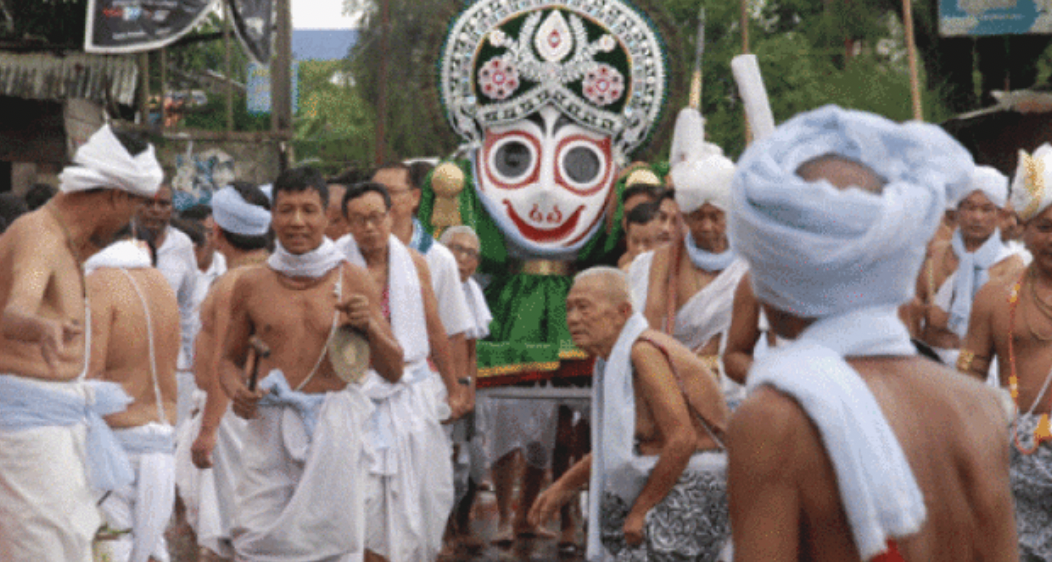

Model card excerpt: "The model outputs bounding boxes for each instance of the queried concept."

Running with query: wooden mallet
[246,335,272,391]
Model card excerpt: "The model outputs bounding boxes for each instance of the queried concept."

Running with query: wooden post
[160,48,167,128]
[223,0,234,134]
[272,0,293,134]
[375,0,390,165]
[742,0,752,145]
[138,53,150,125]
[903,0,924,121]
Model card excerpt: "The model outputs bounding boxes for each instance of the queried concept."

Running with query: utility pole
[375,0,390,165]
[272,0,293,135]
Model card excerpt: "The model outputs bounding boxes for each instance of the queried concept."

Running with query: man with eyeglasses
[135,183,200,426]
[338,181,465,562]
[373,163,475,412]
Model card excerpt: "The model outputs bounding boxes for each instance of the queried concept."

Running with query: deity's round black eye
[495,141,533,180]
[563,146,601,184]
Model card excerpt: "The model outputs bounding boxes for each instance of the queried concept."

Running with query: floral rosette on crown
[423,0,670,383]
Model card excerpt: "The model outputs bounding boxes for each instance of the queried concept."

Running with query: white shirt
[424,242,473,337]
[156,226,199,370]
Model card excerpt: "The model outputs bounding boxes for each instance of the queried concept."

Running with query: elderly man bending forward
[530,267,731,561]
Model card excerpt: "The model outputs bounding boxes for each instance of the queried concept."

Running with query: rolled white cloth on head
[1010,143,1052,223]
[731,105,975,560]
[953,165,1008,209]
[267,237,345,279]
[669,108,736,214]
[59,125,163,198]
[730,104,973,319]
[212,186,271,236]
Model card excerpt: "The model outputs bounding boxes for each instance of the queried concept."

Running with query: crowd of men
[0,104,1050,562]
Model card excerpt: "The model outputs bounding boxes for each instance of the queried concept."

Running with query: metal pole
[375,0,390,165]
[903,0,924,121]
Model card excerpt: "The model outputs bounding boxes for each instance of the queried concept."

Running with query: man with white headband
[727,105,1017,562]
[629,110,748,402]
[917,165,1024,367]
[0,124,161,561]
[220,167,404,561]
[529,267,730,561]
[176,182,271,559]
[960,143,1052,561]
[337,181,461,562]
[85,225,180,562]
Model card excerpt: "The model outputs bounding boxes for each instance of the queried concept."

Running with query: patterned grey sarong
[600,467,729,561]
[1011,417,1052,561]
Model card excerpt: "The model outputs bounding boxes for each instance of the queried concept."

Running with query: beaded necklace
[1006,268,1052,454]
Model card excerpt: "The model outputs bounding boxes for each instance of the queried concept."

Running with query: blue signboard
[246,62,299,115]
[940,0,1052,36]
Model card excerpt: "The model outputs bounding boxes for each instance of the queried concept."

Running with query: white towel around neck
[746,306,926,560]
[336,234,429,363]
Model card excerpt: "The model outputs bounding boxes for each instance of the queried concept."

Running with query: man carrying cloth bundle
[0,124,162,561]
[961,143,1052,560]
[727,105,1018,561]
[221,167,404,561]
[530,266,731,561]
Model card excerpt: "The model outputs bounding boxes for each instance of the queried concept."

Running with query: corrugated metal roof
[0,52,138,106]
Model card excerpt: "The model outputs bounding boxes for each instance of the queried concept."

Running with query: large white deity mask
[476,105,615,255]
[439,1,669,257]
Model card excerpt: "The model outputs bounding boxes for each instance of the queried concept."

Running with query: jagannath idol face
[476,105,616,256]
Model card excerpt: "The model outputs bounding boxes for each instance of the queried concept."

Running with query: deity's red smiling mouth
[503,201,583,243]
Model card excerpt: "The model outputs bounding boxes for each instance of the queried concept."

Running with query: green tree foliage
[292,59,376,175]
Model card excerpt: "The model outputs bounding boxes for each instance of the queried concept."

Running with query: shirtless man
[728,105,1016,562]
[375,162,474,410]
[182,182,271,560]
[916,165,1024,366]
[337,181,462,562]
[86,226,181,562]
[221,166,403,561]
[960,143,1052,561]
[0,125,162,561]
[529,267,730,561]
[629,146,746,397]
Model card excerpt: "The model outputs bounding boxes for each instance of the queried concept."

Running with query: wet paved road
[167,489,587,562]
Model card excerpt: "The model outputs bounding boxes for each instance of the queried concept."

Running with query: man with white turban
[727,105,1018,561]
[176,182,272,559]
[86,226,180,562]
[0,124,162,561]
[628,108,749,404]
[916,164,1024,368]
[960,143,1052,561]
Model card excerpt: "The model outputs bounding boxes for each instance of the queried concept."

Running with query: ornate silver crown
[438,0,668,157]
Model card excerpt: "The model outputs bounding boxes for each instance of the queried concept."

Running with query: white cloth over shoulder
[729,104,973,318]
[673,258,749,353]
[587,313,650,561]
[747,307,925,561]
[85,239,152,274]
[946,229,1011,338]
[338,234,430,363]
[58,124,163,197]
[627,250,654,312]
[462,277,492,341]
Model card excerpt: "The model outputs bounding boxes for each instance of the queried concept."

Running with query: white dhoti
[96,423,177,562]
[233,380,374,562]
[362,363,453,562]
[175,370,198,430]
[0,375,134,562]
[477,396,559,470]
[174,390,246,559]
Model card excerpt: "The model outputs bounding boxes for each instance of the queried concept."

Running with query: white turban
[58,125,163,198]
[954,165,1008,209]
[668,108,735,213]
[1010,143,1052,223]
[729,105,974,318]
[212,186,271,236]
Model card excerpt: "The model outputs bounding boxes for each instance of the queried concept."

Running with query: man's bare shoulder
[632,330,699,368]
[0,210,63,258]
[972,270,1017,317]
[990,253,1025,280]
[909,358,1010,426]
[728,386,808,471]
